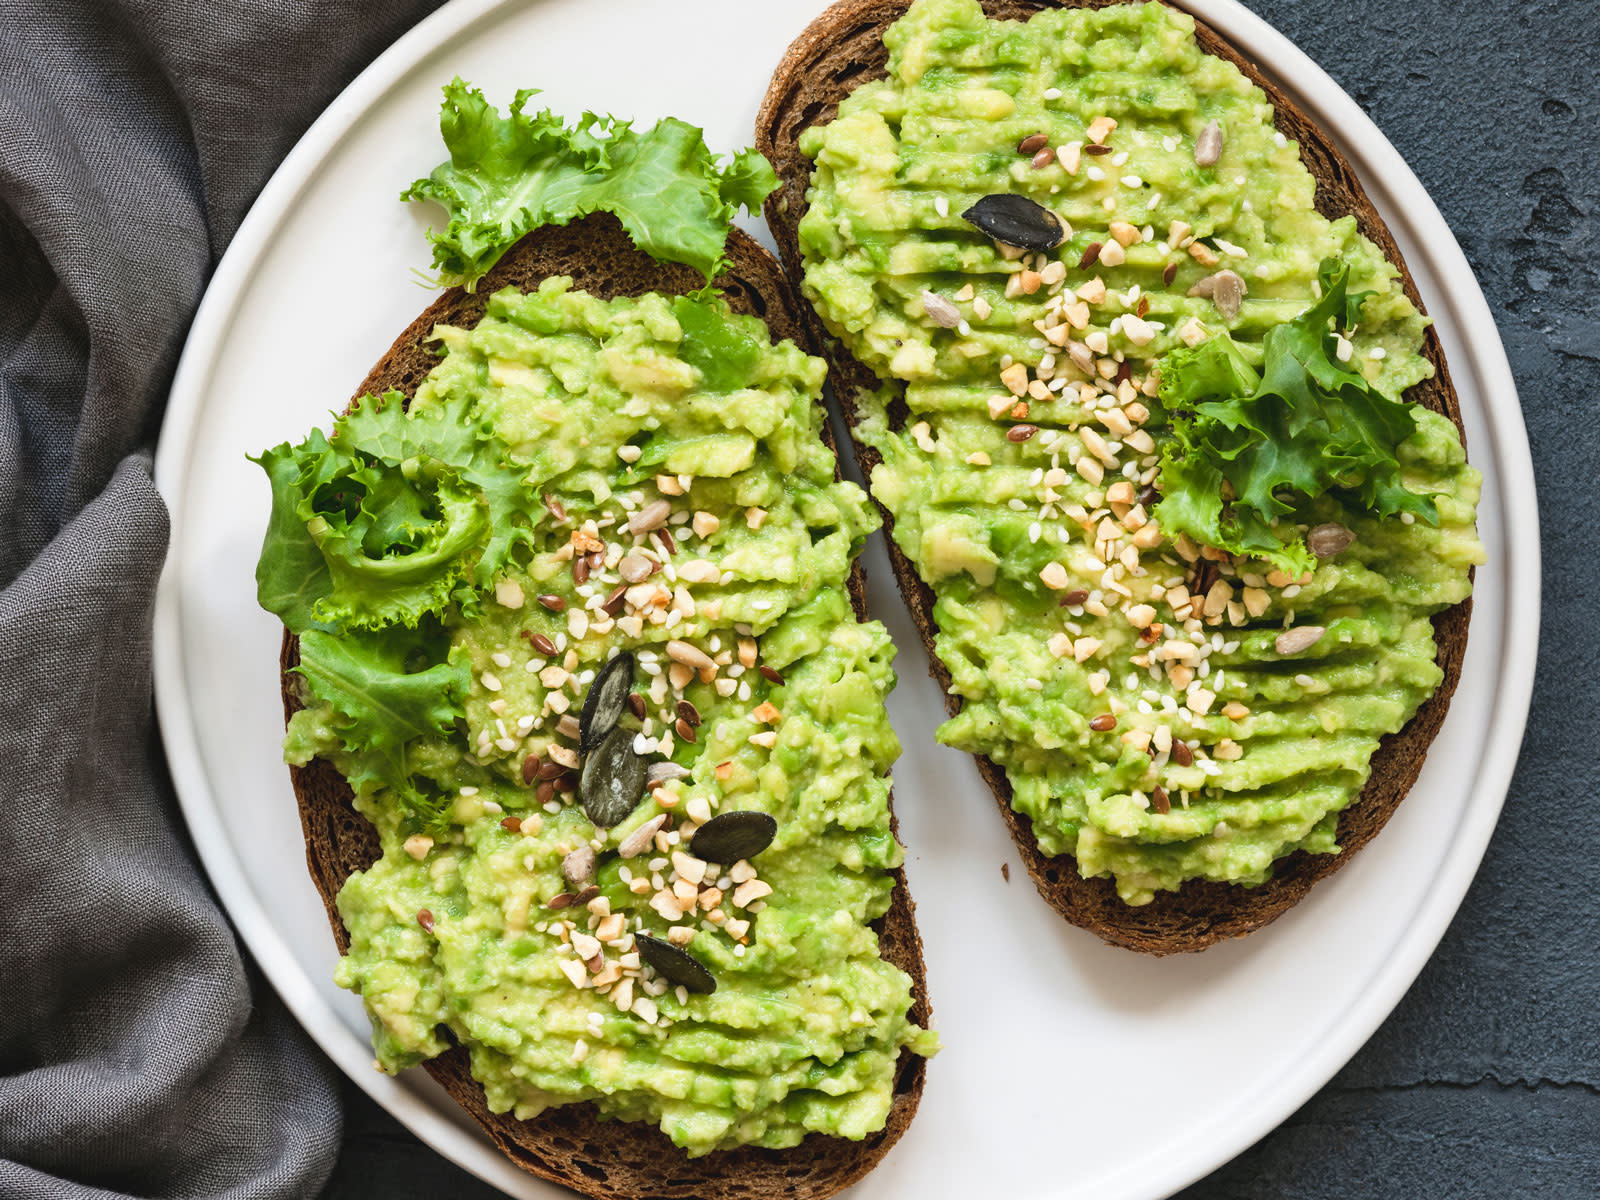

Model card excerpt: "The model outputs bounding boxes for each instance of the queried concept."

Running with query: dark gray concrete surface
[326,0,1600,1194]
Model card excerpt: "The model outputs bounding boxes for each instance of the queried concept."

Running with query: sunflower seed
[618,553,653,583]
[562,845,596,887]
[921,291,962,328]
[617,813,668,859]
[646,761,691,786]
[628,499,672,535]
[665,640,715,671]
[1195,120,1224,167]
[1306,523,1355,558]
[1187,269,1247,321]
[1275,625,1326,655]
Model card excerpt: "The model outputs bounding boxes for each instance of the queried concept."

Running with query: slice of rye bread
[279,212,929,1199]
[756,0,1473,954]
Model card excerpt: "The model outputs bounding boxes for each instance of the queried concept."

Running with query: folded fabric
[0,2,441,1195]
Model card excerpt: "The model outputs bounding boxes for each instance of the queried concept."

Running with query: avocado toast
[758,0,1483,952]
[266,212,933,1197]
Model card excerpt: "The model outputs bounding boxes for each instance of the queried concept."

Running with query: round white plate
[152,1,1538,1196]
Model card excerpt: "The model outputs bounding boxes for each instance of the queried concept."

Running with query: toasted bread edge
[755,0,1473,954]
[279,213,930,1197]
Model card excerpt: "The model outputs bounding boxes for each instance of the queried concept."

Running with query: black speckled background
[327,0,1600,1194]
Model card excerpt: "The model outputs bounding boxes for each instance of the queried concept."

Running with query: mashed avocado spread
[257,280,934,1155]
[798,0,1484,903]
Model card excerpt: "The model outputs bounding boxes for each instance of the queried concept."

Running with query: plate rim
[151,0,1540,1196]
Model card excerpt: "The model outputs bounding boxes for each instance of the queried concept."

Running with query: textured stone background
[326,0,1600,1194]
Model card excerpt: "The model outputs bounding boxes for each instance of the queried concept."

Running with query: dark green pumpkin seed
[961,194,1065,251]
[690,810,777,864]
[579,726,646,828]
[634,934,716,994]
[579,651,636,754]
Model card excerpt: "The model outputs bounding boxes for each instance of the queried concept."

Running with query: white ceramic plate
[152,1,1538,1196]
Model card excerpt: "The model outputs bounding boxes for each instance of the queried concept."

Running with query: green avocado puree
[281,280,935,1154]
[797,0,1484,903]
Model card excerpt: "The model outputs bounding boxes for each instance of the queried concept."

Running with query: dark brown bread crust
[757,0,1472,953]
[280,213,928,1197]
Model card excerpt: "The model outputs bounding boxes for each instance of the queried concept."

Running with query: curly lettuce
[253,390,540,631]
[289,624,469,833]
[1153,259,1439,574]
[402,78,778,288]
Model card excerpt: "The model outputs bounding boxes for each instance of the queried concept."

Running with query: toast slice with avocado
[275,213,931,1197]
[757,0,1480,952]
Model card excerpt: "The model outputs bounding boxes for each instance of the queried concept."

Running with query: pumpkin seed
[634,933,716,994]
[579,725,646,828]
[579,651,635,754]
[690,810,778,864]
[961,194,1065,252]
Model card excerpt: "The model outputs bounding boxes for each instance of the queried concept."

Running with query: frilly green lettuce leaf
[401,78,779,288]
[252,389,541,632]
[293,625,468,806]
[1153,258,1437,574]
[255,438,335,634]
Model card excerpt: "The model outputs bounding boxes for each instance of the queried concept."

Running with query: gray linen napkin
[0,2,438,1195]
